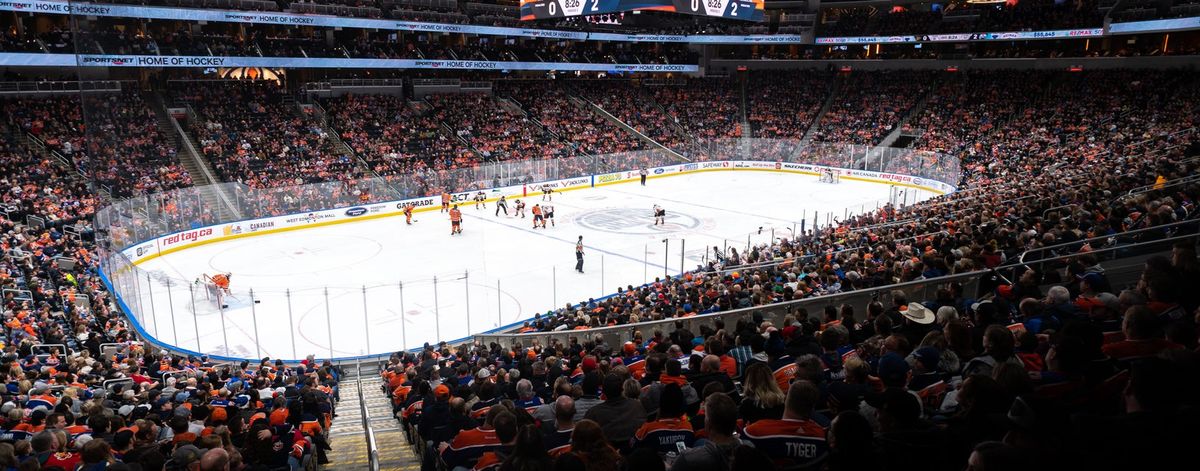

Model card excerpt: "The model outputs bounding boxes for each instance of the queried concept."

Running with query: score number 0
[547,0,601,15]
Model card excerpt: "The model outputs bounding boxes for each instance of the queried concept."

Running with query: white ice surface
[128,172,932,360]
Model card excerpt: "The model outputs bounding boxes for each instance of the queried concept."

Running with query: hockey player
[532,204,544,229]
[515,199,527,218]
[541,184,553,201]
[449,205,463,235]
[440,192,451,213]
[543,204,555,227]
[473,191,486,209]
[202,272,232,308]
[404,203,414,225]
[495,196,509,216]
[209,272,232,293]
[653,205,666,226]
[639,168,648,186]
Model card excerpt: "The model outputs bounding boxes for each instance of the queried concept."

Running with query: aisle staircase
[799,77,842,146]
[147,91,243,221]
[322,363,418,471]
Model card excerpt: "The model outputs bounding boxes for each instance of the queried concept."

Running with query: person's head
[936,306,959,325]
[1122,306,1161,341]
[701,355,721,373]
[1046,286,1070,306]
[554,395,575,427]
[30,431,55,453]
[80,438,111,465]
[622,378,641,400]
[510,424,548,462]
[829,410,874,453]
[516,379,534,400]
[45,413,67,430]
[601,374,623,402]
[0,443,15,467]
[703,392,737,438]
[199,448,230,471]
[982,324,1016,359]
[967,441,1031,471]
[493,411,518,445]
[743,362,785,407]
[449,396,467,416]
[627,447,665,471]
[783,380,819,420]
[658,383,685,419]
[873,388,922,432]
[167,444,203,471]
[569,419,608,453]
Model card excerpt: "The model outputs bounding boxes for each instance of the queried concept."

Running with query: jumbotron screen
[518,0,765,22]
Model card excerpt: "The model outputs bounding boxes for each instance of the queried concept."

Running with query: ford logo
[345,207,368,217]
[653,168,665,174]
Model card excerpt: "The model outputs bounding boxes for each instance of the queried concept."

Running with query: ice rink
[128,171,934,359]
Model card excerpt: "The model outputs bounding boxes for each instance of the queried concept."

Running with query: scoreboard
[519,0,764,22]
[669,0,764,22]
[518,0,668,20]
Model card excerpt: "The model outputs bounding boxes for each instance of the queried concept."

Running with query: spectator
[630,384,693,454]
[583,374,646,446]
[669,392,742,471]
[742,381,829,469]
[564,419,621,471]
[738,362,785,424]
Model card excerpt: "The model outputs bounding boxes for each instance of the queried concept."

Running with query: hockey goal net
[817,169,841,184]
[200,280,226,309]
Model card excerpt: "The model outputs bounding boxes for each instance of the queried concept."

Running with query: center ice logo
[574,208,701,234]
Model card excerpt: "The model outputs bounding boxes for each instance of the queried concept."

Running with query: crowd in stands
[1,95,343,471]
[4,92,192,199]
[0,65,1197,471]
[650,79,742,140]
[748,72,833,139]
[574,81,699,157]
[819,1,1106,37]
[378,70,1199,471]
[811,71,935,146]
[426,92,577,162]
[497,81,646,156]
[173,81,364,190]
[322,93,477,175]
[904,71,1030,156]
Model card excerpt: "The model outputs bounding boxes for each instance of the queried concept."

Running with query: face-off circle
[573,208,702,234]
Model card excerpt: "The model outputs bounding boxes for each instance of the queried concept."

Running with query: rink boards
[120,161,957,266]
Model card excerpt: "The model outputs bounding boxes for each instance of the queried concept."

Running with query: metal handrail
[171,103,243,220]
[357,361,381,471]
[475,231,1199,345]
[1121,174,1200,200]
[1017,216,1200,264]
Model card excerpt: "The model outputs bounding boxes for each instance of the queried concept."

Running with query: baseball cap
[1078,272,1106,289]
[166,445,203,470]
[876,352,911,384]
[913,347,940,372]
[434,384,451,400]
